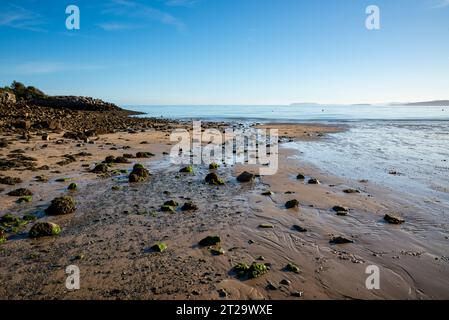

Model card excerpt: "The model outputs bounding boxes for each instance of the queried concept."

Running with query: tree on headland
[7,81,47,100]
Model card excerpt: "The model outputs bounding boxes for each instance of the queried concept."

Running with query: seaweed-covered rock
[0,230,6,244]
[129,164,150,183]
[151,242,167,253]
[285,199,299,209]
[45,196,76,215]
[237,171,255,183]
[205,173,225,185]
[199,235,221,246]
[114,156,130,164]
[329,236,354,244]
[209,162,220,170]
[384,214,405,225]
[103,155,115,163]
[0,214,21,225]
[91,163,108,173]
[22,214,37,221]
[161,205,176,212]
[68,183,78,190]
[233,262,268,279]
[285,262,300,273]
[179,166,194,173]
[29,222,61,238]
[17,196,32,203]
[7,188,33,197]
[181,202,198,211]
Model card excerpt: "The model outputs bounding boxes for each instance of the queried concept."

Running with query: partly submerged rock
[29,222,61,238]
[151,242,167,253]
[237,171,255,183]
[384,214,405,225]
[329,236,354,244]
[45,196,76,215]
[285,199,299,209]
[261,191,274,196]
[199,235,221,246]
[136,152,154,158]
[7,188,33,197]
[205,173,225,185]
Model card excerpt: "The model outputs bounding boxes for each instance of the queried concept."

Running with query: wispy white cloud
[433,0,449,8]
[2,62,102,75]
[165,0,199,7]
[0,4,45,32]
[97,22,143,31]
[102,0,186,32]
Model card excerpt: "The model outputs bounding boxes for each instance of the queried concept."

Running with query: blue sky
[0,0,448,105]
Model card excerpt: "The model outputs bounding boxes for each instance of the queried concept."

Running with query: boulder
[237,171,255,183]
[332,205,349,216]
[7,188,33,197]
[129,164,150,183]
[205,173,225,185]
[29,222,61,238]
[91,163,109,173]
[45,196,76,215]
[285,199,299,209]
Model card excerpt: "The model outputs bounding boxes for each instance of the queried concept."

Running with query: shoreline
[1,116,449,300]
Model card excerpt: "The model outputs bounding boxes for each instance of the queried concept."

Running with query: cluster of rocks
[30,96,123,112]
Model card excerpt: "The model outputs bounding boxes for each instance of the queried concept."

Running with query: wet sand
[1,123,448,300]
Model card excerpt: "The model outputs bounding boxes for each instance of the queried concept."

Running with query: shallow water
[286,121,449,215]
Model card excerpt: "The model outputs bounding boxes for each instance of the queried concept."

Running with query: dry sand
[0,123,448,300]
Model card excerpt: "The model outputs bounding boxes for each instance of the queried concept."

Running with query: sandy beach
[1,117,448,300]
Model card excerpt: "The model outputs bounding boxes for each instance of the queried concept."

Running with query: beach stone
[218,289,228,298]
[45,196,76,215]
[179,166,194,173]
[329,236,354,244]
[233,262,268,279]
[29,222,61,238]
[384,214,405,225]
[333,205,349,216]
[293,225,307,232]
[0,176,23,185]
[129,164,150,183]
[210,247,225,256]
[209,162,220,170]
[343,188,360,194]
[199,235,221,246]
[285,262,300,273]
[237,171,255,183]
[92,163,108,173]
[151,242,167,253]
[205,173,225,185]
[7,188,33,197]
[261,191,274,196]
[296,173,305,180]
[259,224,274,229]
[285,199,300,209]
[280,279,291,286]
[181,202,198,211]
[307,178,320,185]
[67,183,78,190]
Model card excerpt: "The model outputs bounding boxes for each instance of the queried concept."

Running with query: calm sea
[127,104,449,213]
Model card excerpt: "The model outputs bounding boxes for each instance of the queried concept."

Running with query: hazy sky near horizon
[0,0,448,105]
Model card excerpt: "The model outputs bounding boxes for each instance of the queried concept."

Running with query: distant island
[399,100,449,106]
